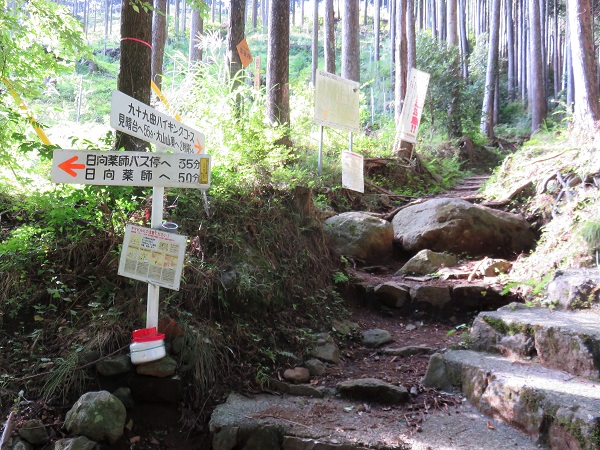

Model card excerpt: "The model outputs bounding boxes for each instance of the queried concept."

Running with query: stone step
[423,349,600,450]
[209,392,543,450]
[469,304,600,379]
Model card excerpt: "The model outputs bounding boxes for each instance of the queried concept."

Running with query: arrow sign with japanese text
[51,149,211,189]
[110,90,205,154]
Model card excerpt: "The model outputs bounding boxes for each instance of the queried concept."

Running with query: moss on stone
[483,316,531,336]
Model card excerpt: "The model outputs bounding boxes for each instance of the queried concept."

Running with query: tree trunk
[342,0,360,82]
[446,0,461,137]
[393,0,410,156]
[480,0,501,138]
[262,0,269,26]
[528,0,547,133]
[266,0,290,128]
[324,0,336,73]
[374,0,380,60]
[189,3,204,68]
[567,0,600,128]
[446,0,457,46]
[311,0,318,84]
[458,0,469,78]
[116,0,153,151]
[251,0,257,27]
[506,0,516,99]
[152,0,168,89]
[174,0,180,38]
[103,0,109,55]
[406,0,415,71]
[363,0,368,25]
[227,0,246,87]
[389,0,395,86]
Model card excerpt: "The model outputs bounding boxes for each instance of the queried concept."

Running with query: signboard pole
[318,125,324,173]
[348,131,353,153]
[146,146,166,330]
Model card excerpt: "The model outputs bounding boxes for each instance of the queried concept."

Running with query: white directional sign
[110,90,205,154]
[51,149,211,189]
[314,70,360,133]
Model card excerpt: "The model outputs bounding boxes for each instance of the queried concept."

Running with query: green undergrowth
[482,130,600,302]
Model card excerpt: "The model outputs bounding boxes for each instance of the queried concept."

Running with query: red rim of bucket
[132,327,165,343]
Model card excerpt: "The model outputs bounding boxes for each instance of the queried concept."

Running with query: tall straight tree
[374,0,380,61]
[266,0,290,128]
[342,0,360,82]
[506,0,516,99]
[311,0,318,84]
[189,3,204,68]
[151,0,168,89]
[226,0,246,85]
[528,0,546,132]
[252,0,258,27]
[446,0,461,137]
[324,0,336,73]
[567,0,600,129]
[116,0,152,151]
[480,0,501,138]
[393,0,409,156]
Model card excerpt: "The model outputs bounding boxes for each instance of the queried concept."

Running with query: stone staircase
[423,303,600,449]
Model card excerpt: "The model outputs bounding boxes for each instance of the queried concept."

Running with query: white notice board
[342,151,364,193]
[398,68,430,144]
[314,71,360,133]
[118,224,187,291]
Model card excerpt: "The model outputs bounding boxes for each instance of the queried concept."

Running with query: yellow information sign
[236,38,253,69]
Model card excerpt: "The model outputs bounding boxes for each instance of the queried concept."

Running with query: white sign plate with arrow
[110,90,205,154]
[51,149,211,189]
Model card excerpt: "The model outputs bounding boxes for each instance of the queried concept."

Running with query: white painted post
[146,146,166,329]
[348,131,353,153]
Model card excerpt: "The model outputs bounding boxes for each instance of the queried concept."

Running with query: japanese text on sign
[314,70,360,133]
[398,68,430,144]
[110,90,205,154]
[118,224,187,291]
[51,149,211,189]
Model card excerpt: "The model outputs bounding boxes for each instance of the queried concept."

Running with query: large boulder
[64,391,126,444]
[392,198,535,258]
[324,212,393,263]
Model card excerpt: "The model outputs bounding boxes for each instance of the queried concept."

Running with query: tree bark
[342,0,360,82]
[311,0,318,84]
[226,0,246,85]
[480,0,501,138]
[116,0,153,151]
[324,0,336,73]
[458,0,469,78]
[406,0,415,71]
[393,0,411,157]
[528,0,547,133]
[266,0,290,128]
[567,0,600,129]
[374,0,380,61]
[252,0,258,27]
[506,0,516,99]
[151,0,167,89]
[189,3,204,68]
